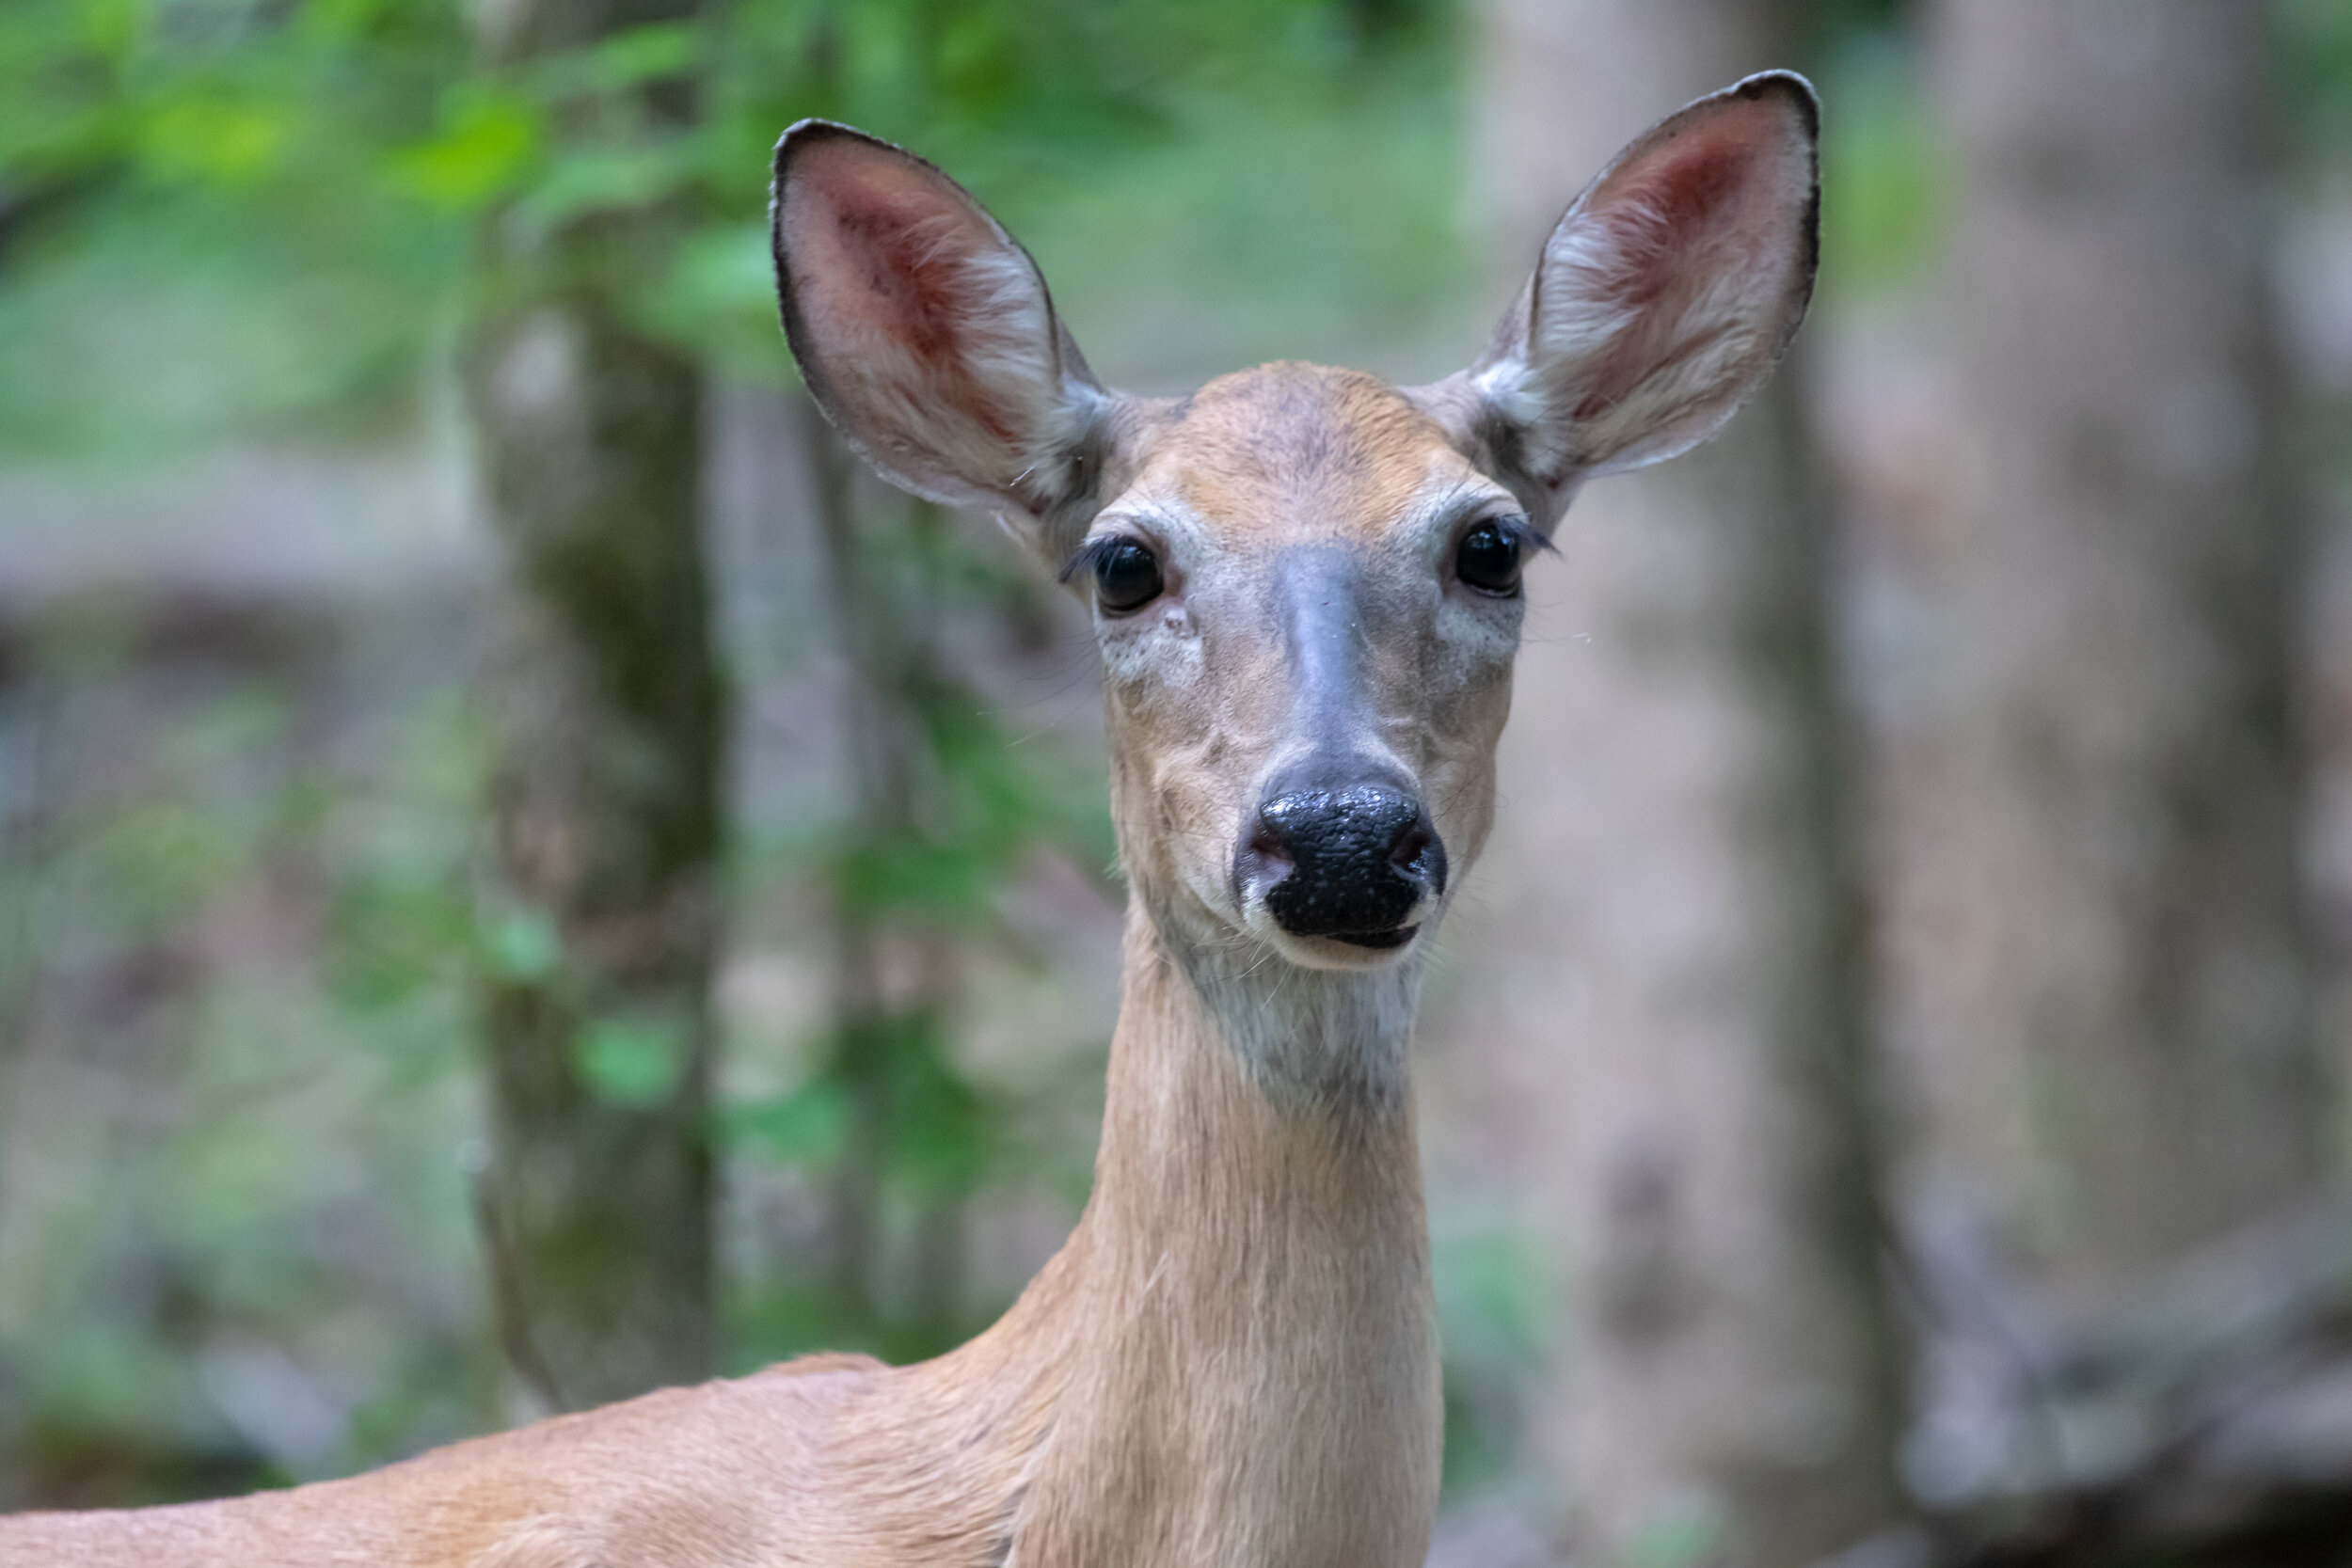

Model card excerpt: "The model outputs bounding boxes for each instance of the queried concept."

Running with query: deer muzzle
[1241,781,1447,949]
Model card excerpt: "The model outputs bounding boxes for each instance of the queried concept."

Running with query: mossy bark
[460,0,723,1413]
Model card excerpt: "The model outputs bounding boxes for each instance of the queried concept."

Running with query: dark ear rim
[769,119,884,468]
[767,119,1105,517]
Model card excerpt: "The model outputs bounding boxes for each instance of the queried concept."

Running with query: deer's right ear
[771,121,1109,539]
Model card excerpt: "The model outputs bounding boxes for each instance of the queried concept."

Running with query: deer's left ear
[1420,71,1820,529]
[771,120,1110,539]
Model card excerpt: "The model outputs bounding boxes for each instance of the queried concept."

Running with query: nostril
[1388,815,1448,898]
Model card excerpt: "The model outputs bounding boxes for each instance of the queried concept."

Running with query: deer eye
[1091,539,1163,614]
[1454,521,1524,595]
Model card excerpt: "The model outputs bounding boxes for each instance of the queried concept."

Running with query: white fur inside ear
[1484,79,1817,491]
[1528,193,1782,473]
[819,229,1091,503]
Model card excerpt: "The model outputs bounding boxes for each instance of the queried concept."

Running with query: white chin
[1260,924,1423,972]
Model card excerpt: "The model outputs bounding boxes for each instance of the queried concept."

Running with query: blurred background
[2,0,2351,1563]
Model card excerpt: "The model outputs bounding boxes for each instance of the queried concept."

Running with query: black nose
[1249,784,1447,948]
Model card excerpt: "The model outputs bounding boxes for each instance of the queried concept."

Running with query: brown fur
[1161,364,1449,546]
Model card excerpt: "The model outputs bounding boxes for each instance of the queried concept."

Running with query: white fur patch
[1081,497,1215,693]
[1096,598,1201,691]
[1170,929,1423,1115]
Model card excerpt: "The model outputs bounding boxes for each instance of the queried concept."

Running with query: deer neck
[1002,899,1444,1568]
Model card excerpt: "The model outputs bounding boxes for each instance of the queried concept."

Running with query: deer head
[771,72,1818,987]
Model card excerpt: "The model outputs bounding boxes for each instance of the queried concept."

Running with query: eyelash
[1057,535,1139,585]
[1468,515,1549,558]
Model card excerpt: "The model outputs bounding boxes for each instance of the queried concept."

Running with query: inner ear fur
[771,120,1111,541]
[1417,71,1820,529]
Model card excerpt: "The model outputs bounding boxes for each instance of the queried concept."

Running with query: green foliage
[736,1011,990,1190]
[0,0,475,451]
[2281,0,2352,171]
[1814,22,1940,297]
[1806,0,1904,42]
[0,0,1470,451]
[723,499,1120,1368]
[1433,1212,1551,1500]
[573,1014,688,1108]
[723,1071,849,1166]
[392,88,537,209]
[0,652,492,1504]
[1623,1498,1729,1568]
[831,682,1113,924]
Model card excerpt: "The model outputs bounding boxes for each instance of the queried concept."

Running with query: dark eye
[1454,521,1524,595]
[1091,539,1163,614]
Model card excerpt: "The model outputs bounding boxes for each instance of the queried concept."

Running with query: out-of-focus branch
[1836,1194,2352,1568]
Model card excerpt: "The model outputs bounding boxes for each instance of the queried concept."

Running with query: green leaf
[577,21,699,94]
[482,910,560,982]
[391,91,537,210]
[574,1015,686,1108]
[141,94,291,185]
[328,865,473,1010]
[644,217,787,365]
[1625,1498,1727,1568]
[513,139,695,234]
[723,1080,850,1166]
[887,1049,991,1198]
[1817,34,1941,293]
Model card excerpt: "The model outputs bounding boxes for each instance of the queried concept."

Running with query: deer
[2,71,1820,1568]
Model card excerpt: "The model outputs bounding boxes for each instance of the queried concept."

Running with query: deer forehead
[1125,363,1492,553]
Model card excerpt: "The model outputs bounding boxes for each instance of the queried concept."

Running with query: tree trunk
[1423,3,1909,1563]
[1888,0,2317,1300]
[461,0,723,1413]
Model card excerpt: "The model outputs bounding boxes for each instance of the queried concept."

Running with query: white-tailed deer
[4,71,1819,1568]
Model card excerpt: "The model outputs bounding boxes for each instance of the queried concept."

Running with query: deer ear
[1433,71,1820,528]
[771,121,1109,532]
